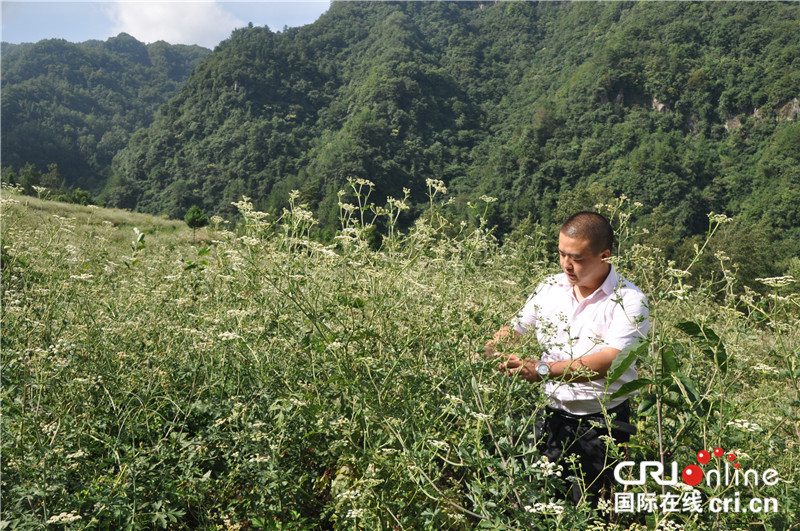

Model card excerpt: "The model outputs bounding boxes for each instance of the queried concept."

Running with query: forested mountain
[5,2,800,276]
[1,34,209,191]
[106,2,799,249]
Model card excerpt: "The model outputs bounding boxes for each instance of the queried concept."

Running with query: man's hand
[497,354,539,382]
[483,326,520,358]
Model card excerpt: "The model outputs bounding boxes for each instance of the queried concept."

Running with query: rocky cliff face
[779,97,800,121]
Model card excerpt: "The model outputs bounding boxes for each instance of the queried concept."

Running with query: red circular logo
[682,465,704,486]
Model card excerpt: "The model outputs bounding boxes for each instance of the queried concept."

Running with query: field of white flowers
[2,181,798,529]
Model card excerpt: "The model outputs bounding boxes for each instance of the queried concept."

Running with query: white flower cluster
[667,289,688,300]
[46,512,82,524]
[349,178,375,188]
[223,249,246,271]
[217,332,241,341]
[726,418,763,432]
[65,244,80,263]
[338,201,357,213]
[345,508,365,519]
[756,275,795,287]
[427,439,449,450]
[1,196,20,207]
[46,340,76,356]
[386,194,410,211]
[284,204,317,225]
[530,456,562,477]
[665,267,691,278]
[231,196,254,212]
[314,245,339,258]
[330,417,349,429]
[209,215,227,227]
[425,178,447,195]
[444,393,463,405]
[523,501,564,515]
[707,212,733,224]
[674,482,696,493]
[656,519,685,531]
[336,488,361,501]
[752,363,780,375]
[1,181,24,194]
[596,497,612,514]
[238,236,260,247]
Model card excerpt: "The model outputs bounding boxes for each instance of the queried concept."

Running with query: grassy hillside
[2,184,799,529]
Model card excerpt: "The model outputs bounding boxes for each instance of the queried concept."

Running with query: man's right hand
[482,326,519,358]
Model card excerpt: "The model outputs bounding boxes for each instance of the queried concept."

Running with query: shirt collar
[598,264,620,295]
[556,264,619,299]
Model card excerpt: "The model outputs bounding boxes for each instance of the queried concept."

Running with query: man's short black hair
[560,211,614,255]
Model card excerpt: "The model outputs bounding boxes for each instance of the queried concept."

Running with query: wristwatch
[536,360,550,379]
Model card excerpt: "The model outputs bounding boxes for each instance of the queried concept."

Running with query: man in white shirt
[485,211,649,506]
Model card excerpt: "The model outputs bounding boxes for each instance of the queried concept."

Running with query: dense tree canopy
[1,33,209,191]
[4,2,800,276]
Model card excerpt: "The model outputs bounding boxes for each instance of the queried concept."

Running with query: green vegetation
[1,162,96,206]
[5,3,799,528]
[98,2,800,274]
[185,205,209,242]
[1,33,209,193]
[3,3,800,282]
[2,183,798,529]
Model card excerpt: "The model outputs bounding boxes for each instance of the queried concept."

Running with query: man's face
[558,232,611,294]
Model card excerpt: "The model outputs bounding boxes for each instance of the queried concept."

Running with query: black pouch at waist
[545,401,637,435]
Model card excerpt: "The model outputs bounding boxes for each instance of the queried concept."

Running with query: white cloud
[107,1,246,48]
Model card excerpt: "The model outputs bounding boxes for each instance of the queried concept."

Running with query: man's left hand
[497,354,539,382]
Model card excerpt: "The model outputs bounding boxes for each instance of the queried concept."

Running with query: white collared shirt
[511,265,649,415]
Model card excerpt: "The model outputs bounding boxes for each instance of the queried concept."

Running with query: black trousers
[534,401,633,507]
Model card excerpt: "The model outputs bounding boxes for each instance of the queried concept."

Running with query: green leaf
[610,377,652,399]
[670,372,707,417]
[674,320,701,337]
[606,341,647,385]
[661,347,678,378]
[675,321,727,376]
[637,393,657,416]
[671,372,699,403]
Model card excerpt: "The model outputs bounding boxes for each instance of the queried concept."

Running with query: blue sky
[2,1,331,49]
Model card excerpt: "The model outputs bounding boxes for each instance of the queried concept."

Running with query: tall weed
[2,185,798,529]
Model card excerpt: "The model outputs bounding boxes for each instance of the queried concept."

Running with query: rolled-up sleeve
[603,287,649,352]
